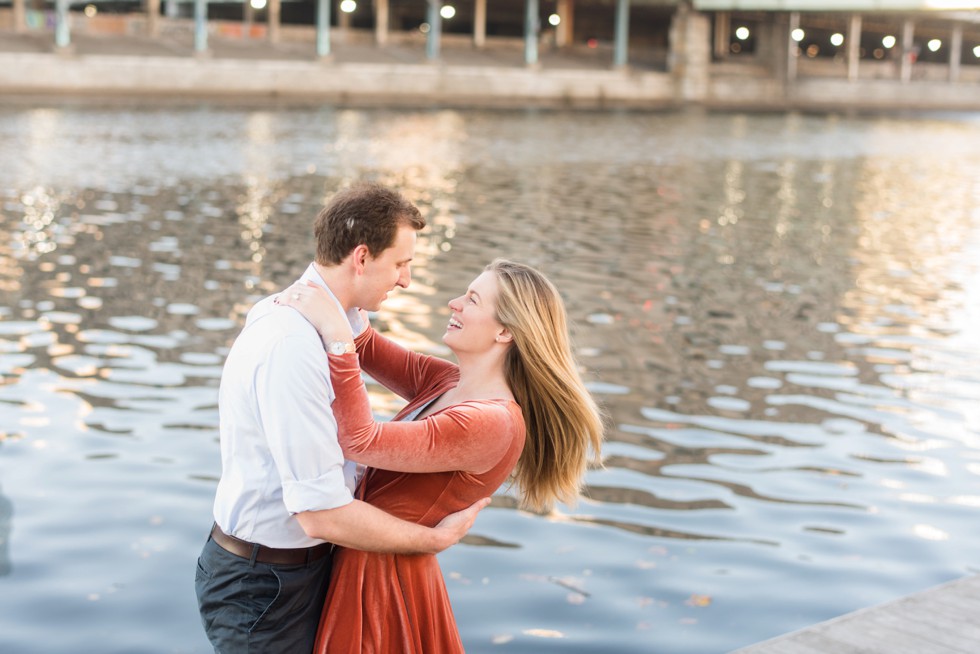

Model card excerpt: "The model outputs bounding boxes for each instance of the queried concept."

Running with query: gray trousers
[195,535,333,654]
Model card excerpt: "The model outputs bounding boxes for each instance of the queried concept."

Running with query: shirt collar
[298,263,366,335]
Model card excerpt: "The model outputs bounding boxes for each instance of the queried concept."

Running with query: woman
[278,258,604,653]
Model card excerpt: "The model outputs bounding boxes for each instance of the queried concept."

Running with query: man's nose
[398,266,411,288]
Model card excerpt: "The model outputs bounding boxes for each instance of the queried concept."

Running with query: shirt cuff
[282,476,353,514]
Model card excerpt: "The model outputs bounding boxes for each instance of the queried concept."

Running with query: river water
[1,102,979,654]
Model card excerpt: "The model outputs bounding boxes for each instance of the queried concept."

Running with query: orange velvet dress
[312,326,526,654]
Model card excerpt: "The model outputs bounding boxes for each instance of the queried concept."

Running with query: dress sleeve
[354,326,457,402]
[328,351,519,474]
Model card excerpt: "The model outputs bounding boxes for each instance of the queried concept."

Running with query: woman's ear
[495,328,513,344]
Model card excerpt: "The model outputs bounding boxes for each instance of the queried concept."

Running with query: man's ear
[351,244,370,275]
[495,328,513,344]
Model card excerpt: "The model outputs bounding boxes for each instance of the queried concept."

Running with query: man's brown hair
[314,183,425,266]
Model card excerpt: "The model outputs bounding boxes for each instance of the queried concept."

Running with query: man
[195,182,489,653]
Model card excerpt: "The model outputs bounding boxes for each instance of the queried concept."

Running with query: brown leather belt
[210,523,333,566]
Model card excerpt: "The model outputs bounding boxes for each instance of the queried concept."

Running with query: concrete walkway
[2,21,979,111]
[0,25,673,109]
[733,574,980,654]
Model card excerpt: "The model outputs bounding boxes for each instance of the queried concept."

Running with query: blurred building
[1,0,978,107]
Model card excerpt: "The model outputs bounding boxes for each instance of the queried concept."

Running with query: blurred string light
[250,0,267,9]
[440,5,455,19]
[927,38,942,52]
[791,28,804,42]
[974,45,980,58]
[549,13,561,27]
[340,0,356,12]
[735,26,750,40]
[882,35,896,48]
[84,4,97,17]
[830,32,844,47]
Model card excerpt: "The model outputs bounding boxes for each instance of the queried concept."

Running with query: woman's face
[443,271,507,353]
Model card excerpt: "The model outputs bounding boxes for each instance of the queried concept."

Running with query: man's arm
[296,497,490,554]
[264,309,489,553]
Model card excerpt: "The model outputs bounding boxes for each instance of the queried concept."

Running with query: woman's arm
[329,351,520,474]
[276,281,518,474]
[278,282,456,401]
[354,326,457,401]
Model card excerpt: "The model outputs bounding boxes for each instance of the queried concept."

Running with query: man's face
[356,224,417,311]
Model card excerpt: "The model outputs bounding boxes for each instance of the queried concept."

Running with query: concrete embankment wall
[0,52,681,109]
[708,75,980,112]
[4,51,980,112]
[1,10,979,111]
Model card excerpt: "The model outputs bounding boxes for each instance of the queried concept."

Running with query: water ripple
[2,106,980,654]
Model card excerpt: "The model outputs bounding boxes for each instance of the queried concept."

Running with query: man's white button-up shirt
[212,263,364,549]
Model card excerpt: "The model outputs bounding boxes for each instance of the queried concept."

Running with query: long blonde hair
[488,259,604,512]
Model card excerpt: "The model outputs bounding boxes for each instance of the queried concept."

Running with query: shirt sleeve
[328,351,520,474]
[255,333,353,513]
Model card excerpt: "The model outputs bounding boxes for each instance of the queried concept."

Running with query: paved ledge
[0,29,679,109]
[733,574,980,654]
[2,29,980,111]
[0,51,677,110]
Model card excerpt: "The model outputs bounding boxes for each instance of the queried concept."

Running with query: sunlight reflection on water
[1,105,980,654]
